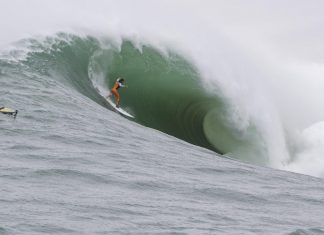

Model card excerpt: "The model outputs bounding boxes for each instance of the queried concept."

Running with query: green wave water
[15,33,268,165]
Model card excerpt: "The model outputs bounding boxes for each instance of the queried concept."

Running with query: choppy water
[2,108,324,234]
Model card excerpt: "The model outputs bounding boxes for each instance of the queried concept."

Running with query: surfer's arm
[119,82,127,88]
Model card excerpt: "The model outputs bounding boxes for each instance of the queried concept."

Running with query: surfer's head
[117,77,125,83]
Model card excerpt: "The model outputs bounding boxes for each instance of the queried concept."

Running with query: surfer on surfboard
[0,106,18,118]
[107,77,127,108]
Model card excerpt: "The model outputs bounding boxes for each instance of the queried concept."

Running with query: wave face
[6,33,269,165]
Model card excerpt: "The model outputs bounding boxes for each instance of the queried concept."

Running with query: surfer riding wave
[107,77,127,108]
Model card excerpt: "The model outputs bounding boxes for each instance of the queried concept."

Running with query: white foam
[282,122,324,177]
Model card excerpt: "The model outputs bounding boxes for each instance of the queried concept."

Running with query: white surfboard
[106,98,134,119]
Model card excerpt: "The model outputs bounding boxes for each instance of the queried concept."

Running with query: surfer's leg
[111,89,120,107]
[111,89,117,100]
[115,93,120,107]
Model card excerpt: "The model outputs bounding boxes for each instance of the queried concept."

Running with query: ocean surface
[1,1,324,234]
